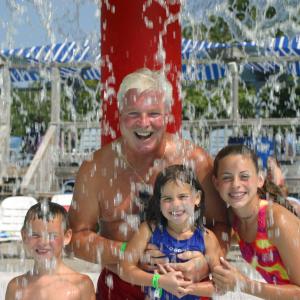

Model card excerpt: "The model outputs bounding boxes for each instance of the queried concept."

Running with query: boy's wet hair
[213,144,259,176]
[22,201,70,232]
[146,164,205,229]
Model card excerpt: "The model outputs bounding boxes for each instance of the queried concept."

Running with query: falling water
[0,0,300,299]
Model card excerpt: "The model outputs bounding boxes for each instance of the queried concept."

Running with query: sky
[0,0,299,51]
[0,0,100,49]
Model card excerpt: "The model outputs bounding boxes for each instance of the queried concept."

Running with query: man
[68,68,228,299]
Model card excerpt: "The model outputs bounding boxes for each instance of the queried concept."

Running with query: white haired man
[68,68,228,300]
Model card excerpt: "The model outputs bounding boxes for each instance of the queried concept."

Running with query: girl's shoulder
[266,201,300,233]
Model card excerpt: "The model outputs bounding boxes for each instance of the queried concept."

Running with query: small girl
[212,144,300,299]
[120,164,222,299]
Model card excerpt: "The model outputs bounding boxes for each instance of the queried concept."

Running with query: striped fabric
[1,36,299,83]
[181,36,300,79]
[233,200,290,285]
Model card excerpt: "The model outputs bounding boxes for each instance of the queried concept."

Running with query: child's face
[160,179,200,227]
[22,216,72,262]
[213,154,264,209]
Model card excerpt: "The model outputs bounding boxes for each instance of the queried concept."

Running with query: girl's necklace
[239,203,260,221]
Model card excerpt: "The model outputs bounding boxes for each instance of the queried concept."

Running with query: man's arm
[193,147,230,254]
[68,160,123,266]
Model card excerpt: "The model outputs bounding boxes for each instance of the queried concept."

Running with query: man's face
[120,88,169,154]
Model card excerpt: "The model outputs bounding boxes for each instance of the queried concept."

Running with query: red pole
[100,0,182,146]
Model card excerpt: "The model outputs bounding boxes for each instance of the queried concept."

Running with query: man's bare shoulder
[167,133,212,165]
[168,133,207,153]
[76,138,121,182]
[80,139,118,169]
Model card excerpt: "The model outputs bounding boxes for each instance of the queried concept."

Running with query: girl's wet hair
[22,201,70,232]
[146,164,205,229]
[213,144,259,176]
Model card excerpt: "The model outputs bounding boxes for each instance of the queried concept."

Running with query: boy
[5,201,95,300]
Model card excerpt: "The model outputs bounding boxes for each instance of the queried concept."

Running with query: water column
[0,57,12,182]
[100,0,182,145]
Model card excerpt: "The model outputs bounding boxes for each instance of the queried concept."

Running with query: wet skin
[5,217,95,300]
[212,153,300,299]
[160,180,200,236]
[68,88,228,275]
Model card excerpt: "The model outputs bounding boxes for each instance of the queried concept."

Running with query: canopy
[181,35,300,80]
[1,36,299,83]
[0,40,100,83]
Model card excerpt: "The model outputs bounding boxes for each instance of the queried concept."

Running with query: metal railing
[183,118,300,195]
[182,118,300,156]
[20,121,101,197]
[58,121,101,166]
[18,118,300,197]
[20,125,59,196]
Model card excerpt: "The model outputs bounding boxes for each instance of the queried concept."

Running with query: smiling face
[119,88,169,154]
[22,216,72,263]
[160,179,200,230]
[213,154,264,210]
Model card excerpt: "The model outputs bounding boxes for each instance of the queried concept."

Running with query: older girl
[212,144,300,299]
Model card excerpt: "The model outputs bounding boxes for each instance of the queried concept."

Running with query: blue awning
[181,36,300,79]
[0,40,100,83]
[1,36,300,83]
[1,40,92,63]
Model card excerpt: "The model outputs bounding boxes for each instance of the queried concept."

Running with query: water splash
[1,1,300,299]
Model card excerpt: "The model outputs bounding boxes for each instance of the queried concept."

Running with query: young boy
[5,201,95,300]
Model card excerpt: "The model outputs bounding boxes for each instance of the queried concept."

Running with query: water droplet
[114,192,123,206]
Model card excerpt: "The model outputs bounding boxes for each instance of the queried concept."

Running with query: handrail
[19,121,101,197]
[182,117,300,127]
[58,121,101,166]
[20,125,58,195]
[0,125,9,183]
[17,118,299,198]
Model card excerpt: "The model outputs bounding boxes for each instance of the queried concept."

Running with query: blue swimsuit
[147,226,205,300]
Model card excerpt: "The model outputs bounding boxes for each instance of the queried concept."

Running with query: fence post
[0,58,12,182]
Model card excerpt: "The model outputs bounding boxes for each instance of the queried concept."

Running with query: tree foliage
[182,0,300,121]
[10,0,300,138]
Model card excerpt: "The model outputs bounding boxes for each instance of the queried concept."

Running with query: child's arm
[184,228,222,297]
[176,229,222,297]
[213,204,300,299]
[120,222,191,297]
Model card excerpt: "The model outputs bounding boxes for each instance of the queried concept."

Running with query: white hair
[117,68,173,111]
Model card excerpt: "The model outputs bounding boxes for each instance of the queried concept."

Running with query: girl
[212,144,300,299]
[120,164,222,299]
